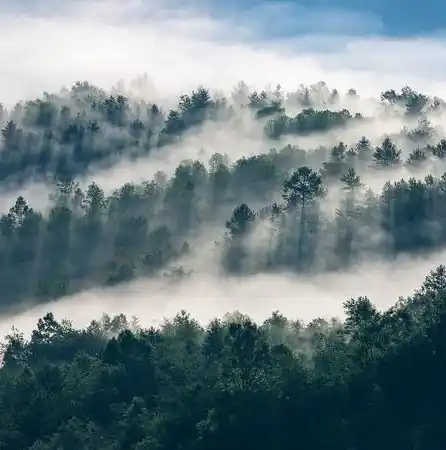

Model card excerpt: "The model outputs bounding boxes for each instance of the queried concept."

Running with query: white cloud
[1,0,446,107]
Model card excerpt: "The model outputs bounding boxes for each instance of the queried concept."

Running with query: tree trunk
[297,198,306,269]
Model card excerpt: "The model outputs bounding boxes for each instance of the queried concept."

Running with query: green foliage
[282,166,325,208]
[372,136,402,167]
[1,80,446,448]
[265,108,361,138]
[381,86,429,115]
[1,267,446,449]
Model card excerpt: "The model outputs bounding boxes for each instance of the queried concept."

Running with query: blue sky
[8,0,446,37]
[197,0,445,37]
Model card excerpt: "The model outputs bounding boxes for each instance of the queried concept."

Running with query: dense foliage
[1,265,446,449]
[1,80,446,449]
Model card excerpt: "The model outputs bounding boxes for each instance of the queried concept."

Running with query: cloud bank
[1,249,445,340]
[1,0,446,107]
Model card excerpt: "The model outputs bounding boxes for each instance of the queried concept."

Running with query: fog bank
[2,249,444,339]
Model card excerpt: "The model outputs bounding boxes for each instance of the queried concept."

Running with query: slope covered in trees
[1,81,446,449]
[0,82,445,311]
[1,266,446,450]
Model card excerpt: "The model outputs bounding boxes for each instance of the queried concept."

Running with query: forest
[0,80,445,448]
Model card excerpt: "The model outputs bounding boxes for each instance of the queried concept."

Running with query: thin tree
[282,166,325,267]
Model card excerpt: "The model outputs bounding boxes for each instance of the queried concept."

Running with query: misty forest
[0,80,446,449]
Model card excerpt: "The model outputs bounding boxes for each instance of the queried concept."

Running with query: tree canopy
[0,80,446,448]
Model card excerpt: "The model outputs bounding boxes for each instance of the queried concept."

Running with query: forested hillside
[0,81,446,449]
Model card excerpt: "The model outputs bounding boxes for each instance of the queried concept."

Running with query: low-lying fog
[1,250,443,338]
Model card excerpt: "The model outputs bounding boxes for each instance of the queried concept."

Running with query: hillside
[0,80,444,449]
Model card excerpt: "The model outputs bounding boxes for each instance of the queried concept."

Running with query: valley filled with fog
[1,1,446,449]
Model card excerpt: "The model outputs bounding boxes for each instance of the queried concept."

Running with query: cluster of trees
[265,107,363,138]
[1,264,446,449]
[2,129,446,310]
[0,81,441,186]
[0,83,231,185]
[222,164,446,273]
[1,80,446,448]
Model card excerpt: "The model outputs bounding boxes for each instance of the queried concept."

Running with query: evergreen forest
[0,80,445,449]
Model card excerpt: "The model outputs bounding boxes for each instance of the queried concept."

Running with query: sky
[1,0,446,106]
[9,0,446,36]
[205,0,446,37]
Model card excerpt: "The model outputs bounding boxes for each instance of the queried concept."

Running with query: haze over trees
[0,80,446,449]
